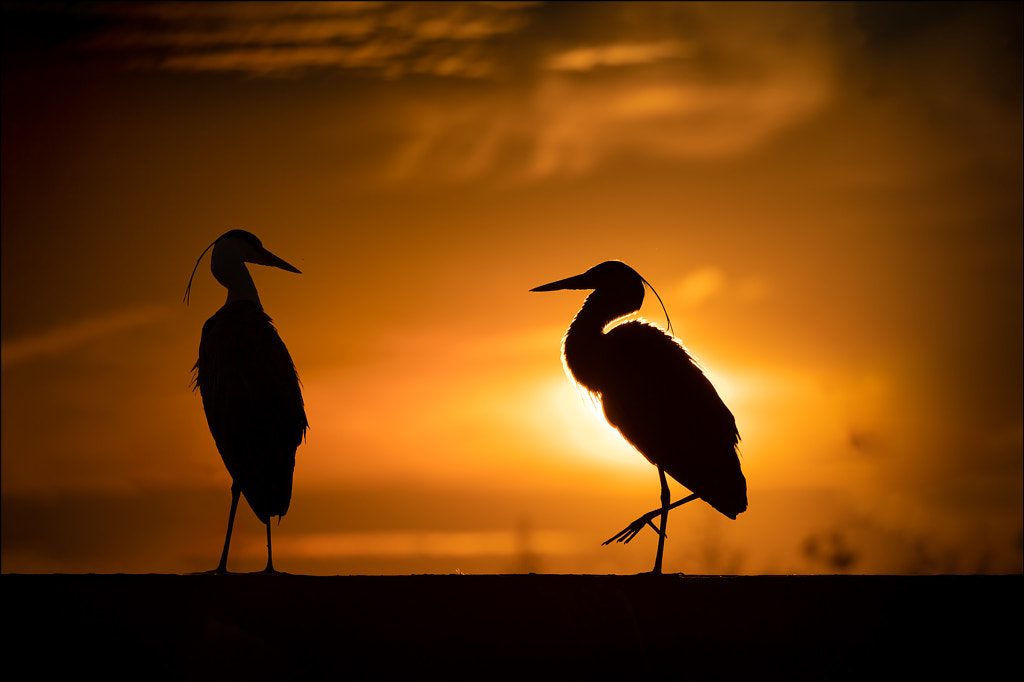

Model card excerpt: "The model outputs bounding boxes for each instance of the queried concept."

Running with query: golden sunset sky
[3,1,1021,575]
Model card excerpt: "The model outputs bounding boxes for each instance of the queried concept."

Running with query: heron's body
[533,261,746,573]
[187,230,307,573]
[195,301,306,524]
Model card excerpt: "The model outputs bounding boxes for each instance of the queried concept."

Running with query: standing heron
[185,230,308,573]
[532,261,746,574]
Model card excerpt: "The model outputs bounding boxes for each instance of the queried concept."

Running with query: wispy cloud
[671,267,772,309]
[13,2,837,179]
[87,1,537,78]
[545,41,690,72]
[382,3,838,181]
[1,306,170,368]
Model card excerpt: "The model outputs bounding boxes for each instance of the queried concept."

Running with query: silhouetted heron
[532,261,746,574]
[185,230,308,573]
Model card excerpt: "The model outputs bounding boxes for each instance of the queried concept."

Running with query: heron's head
[531,260,643,297]
[184,230,300,305]
[212,230,302,274]
[532,261,672,333]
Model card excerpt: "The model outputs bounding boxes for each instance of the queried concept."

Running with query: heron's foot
[256,568,290,576]
[602,510,664,545]
[258,558,288,575]
[195,566,231,575]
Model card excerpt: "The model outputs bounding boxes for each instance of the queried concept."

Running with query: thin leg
[263,521,275,573]
[212,487,240,573]
[652,468,670,575]
[603,493,699,545]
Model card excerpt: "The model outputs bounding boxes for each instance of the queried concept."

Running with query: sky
[2,1,1021,576]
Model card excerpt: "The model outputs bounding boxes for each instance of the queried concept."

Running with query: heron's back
[195,301,308,523]
[573,322,747,519]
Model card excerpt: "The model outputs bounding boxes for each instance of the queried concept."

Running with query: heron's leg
[602,493,699,545]
[212,486,241,573]
[652,468,670,575]
[263,521,275,573]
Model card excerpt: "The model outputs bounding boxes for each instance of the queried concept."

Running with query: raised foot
[602,510,665,545]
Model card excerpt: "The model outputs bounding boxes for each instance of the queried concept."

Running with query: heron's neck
[212,256,263,309]
[562,291,638,390]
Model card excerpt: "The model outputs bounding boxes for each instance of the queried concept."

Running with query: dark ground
[4,573,1020,680]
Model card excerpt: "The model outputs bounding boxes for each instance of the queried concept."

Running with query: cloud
[1,306,169,368]
[524,3,840,176]
[85,1,538,77]
[377,3,839,182]
[9,2,838,179]
[674,266,726,308]
[527,72,829,177]
[671,267,772,309]
[381,58,832,183]
[545,41,691,72]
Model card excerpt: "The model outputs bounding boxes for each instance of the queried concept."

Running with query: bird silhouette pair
[185,231,747,575]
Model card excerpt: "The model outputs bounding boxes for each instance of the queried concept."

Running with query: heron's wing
[195,301,308,521]
[598,322,746,518]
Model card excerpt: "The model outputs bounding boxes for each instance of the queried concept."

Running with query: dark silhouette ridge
[185,230,308,573]
[6,574,1019,681]
[533,261,746,574]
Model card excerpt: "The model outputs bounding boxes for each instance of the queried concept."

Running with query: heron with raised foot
[185,230,308,574]
[532,261,746,574]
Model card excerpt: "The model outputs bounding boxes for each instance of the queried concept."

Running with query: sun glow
[531,376,652,474]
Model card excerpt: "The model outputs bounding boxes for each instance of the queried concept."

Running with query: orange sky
[2,1,1021,575]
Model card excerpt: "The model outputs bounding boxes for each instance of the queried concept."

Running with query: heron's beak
[249,247,302,274]
[531,272,591,292]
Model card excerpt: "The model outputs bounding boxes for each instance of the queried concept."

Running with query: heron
[532,261,746,574]
[184,230,308,574]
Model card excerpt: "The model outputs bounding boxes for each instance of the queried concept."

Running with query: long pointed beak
[249,247,301,274]
[530,272,591,292]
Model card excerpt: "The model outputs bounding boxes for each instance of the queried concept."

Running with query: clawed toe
[602,515,663,545]
[602,526,637,545]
